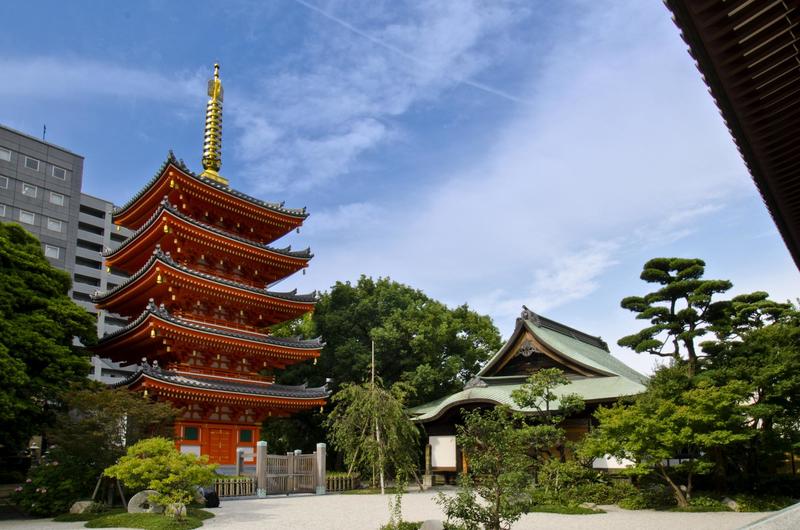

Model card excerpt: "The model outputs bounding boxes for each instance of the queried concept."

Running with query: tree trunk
[657,465,689,508]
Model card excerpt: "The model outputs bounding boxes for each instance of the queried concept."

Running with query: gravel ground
[202,491,771,530]
[0,491,778,530]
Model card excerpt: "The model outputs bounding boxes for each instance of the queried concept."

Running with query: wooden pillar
[316,443,326,495]
[256,441,267,497]
[425,444,432,475]
[422,443,433,489]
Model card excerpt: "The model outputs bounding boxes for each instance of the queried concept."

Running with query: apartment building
[0,125,134,382]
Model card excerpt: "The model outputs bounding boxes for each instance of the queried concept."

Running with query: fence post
[316,443,326,495]
[256,441,267,498]
[235,448,244,477]
[286,451,295,494]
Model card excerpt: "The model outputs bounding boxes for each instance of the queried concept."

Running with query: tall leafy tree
[0,223,96,453]
[274,276,502,405]
[703,297,800,478]
[618,257,732,376]
[584,367,751,507]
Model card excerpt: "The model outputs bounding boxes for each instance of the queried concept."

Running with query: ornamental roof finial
[200,63,228,186]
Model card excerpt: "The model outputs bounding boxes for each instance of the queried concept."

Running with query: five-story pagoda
[92,64,327,465]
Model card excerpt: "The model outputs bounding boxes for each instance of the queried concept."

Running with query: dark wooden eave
[665,0,800,269]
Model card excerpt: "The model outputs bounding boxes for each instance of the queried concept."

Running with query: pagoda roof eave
[112,152,308,224]
[103,198,313,262]
[95,301,324,351]
[111,364,330,401]
[91,247,318,306]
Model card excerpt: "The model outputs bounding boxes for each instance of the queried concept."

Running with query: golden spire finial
[201,63,228,186]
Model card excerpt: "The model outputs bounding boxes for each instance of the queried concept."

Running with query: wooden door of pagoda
[208,428,233,464]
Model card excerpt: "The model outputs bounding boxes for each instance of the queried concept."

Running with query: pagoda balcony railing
[175,311,266,335]
[170,365,275,384]
[177,261,264,289]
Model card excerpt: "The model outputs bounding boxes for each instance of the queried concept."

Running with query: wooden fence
[214,476,257,497]
[326,473,360,492]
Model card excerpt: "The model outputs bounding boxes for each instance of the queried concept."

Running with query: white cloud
[230,0,530,193]
[0,57,204,104]
[292,2,766,356]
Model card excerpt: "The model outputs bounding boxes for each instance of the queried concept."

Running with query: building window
[19,210,35,225]
[47,218,63,232]
[80,204,105,219]
[21,183,37,198]
[74,273,100,287]
[0,147,11,162]
[77,238,103,252]
[52,166,67,180]
[0,176,7,189]
[183,426,200,441]
[44,245,60,259]
[0,204,5,217]
[75,256,102,270]
[24,157,40,171]
[72,291,92,302]
[49,192,65,206]
[239,430,253,443]
[78,221,104,236]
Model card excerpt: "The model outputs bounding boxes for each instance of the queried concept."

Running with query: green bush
[618,483,673,510]
[104,438,217,515]
[11,456,96,517]
[530,460,636,506]
[380,523,422,530]
[683,495,730,512]
[618,494,649,510]
[733,493,795,512]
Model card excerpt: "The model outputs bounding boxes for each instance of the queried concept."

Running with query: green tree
[266,276,501,458]
[324,380,420,492]
[617,257,732,376]
[0,222,96,453]
[51,384,177,476]
[437,406,533,530]
[511,368,585,463]
[104,437,217,516]
[583,367,751,507]
[13,386,177,516]
[277,276,502,405]
[703,298,800,478]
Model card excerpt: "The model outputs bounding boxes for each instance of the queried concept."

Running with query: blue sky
[3,0,798,374]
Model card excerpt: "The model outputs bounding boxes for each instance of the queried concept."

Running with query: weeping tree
[324,379,420,493]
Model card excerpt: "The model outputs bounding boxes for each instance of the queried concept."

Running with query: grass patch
[379,522,422,530]
[341,487,404,495]
[669,505,732,513]
[528,505,605,515]
[81,508,213,529]
[53,508,125,522]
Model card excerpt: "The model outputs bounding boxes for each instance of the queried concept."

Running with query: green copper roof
[410,308,648,423]
[524,321,648,385]
[408,376,645,422]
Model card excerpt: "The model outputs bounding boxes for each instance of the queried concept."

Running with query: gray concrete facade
[0,124,135,383]
[0,125,83,275]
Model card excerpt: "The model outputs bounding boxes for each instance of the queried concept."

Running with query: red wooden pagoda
[92,64,327,465]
